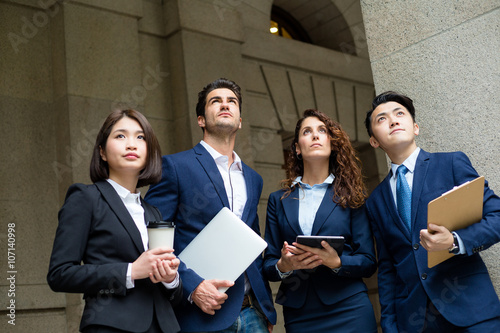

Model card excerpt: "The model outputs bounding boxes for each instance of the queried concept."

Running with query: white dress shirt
[106,179,179,289]
[200,140,251,292]
[200,140,247,218]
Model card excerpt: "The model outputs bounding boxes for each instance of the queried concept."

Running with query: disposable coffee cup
[147,221,175,250]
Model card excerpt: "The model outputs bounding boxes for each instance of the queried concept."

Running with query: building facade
[1,0,498,332]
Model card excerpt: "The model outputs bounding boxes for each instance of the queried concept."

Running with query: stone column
[163,0,249,158]
[361,0,500,291]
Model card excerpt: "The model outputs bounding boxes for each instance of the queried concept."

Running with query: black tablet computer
[296,235,345,255]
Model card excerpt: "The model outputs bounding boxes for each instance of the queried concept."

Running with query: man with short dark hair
[145,78,276,332]
[365,91,500,332]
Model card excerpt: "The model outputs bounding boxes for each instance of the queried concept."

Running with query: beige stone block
[64,2,142,100]
[65,95,113,184]
[182,30,243,86]
[139,34,172,120]
[481,243,500,295]
[251,128,284,165]
[243,30,374,84]
[334,81,356,140]
[2,199,60,285]
[361,0,499,61]
[50,4,69,100]
[2,310,68,332]
[351,21,370,59]
[242,60,268,94]
[246,92,280,130]
[177,30,245,141]
[138,0,165,35]
[312,76,338,121]
[0,3,53,102]
[289,71,316,113]
[238,1,272,31]
[255,163,286,200]
[146,117,175,156]
[72,0,143,17]
[0,284,65,310]
[0,97,59,202]
[164,0,244,43]
[164,31,192,128]
[368,292,382,329]
[261,65,299,130]
[355,85,375,144]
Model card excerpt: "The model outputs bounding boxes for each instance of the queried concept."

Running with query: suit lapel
[95,181,145,253]
[193,143,230,208]
[281,187,303,236]
[311,185,338,235]
[411,150,430,231]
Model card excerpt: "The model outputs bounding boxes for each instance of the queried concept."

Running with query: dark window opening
[270,5,311,43]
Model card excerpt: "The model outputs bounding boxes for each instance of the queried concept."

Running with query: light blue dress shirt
[295,174,335,236]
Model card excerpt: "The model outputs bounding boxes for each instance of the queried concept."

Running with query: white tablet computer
[178,207,268,292]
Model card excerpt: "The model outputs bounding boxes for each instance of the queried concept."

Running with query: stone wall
[0,1,377,331]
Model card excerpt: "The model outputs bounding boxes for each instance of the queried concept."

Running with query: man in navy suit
[364,91,500,332]
[145,78,276,332]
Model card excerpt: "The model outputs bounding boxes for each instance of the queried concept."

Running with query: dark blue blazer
[47,181,182,333]
[263,184,377,309]
[365,150,500,332]
[145,143,277,332]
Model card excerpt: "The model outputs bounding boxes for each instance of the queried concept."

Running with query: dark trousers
[83,312,163,333]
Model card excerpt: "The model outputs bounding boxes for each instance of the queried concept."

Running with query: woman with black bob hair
[48,109,182,333]
[263,109,377,332]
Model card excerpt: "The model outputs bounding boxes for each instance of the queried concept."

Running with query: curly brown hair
[281,109,367,209]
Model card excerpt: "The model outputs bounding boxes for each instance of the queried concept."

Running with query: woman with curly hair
[263,109,377,332]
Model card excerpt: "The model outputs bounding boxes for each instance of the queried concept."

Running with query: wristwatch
[448,233,460,254]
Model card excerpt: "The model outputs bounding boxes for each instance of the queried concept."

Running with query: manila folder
[427,176,484,268]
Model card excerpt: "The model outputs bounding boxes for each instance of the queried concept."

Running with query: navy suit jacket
[366,150,500,332]
[145,143,277,332]
[47,181,182,333]
[263,184,376,309]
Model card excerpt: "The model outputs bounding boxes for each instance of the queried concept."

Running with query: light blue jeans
[189,307,268,333]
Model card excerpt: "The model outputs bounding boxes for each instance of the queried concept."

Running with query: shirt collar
[293,174,335,188]
[106,179,141,202]
[200,140,242,170]
[391,147,421,179]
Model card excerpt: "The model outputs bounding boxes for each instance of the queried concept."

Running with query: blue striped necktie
[396,165,412,231]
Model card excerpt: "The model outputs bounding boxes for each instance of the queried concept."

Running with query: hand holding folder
[427,176,484,268]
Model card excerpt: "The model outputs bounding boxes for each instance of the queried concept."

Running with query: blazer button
[413,243,419,250]
[105,290,110,294]
[110,289,115,294]
[99,290,104,294]
[421,273,427,280]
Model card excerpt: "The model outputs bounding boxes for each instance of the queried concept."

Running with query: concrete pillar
[361,0,500,291]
